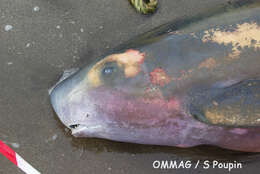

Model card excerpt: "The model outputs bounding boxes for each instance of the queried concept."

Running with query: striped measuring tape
[0,140,41,174]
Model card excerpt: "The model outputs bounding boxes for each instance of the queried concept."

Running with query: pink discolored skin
[50,4,260,152]
[66,86,260,152]
[149,68,172,87]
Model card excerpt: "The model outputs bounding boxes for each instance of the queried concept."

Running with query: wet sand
[0,0,260,173]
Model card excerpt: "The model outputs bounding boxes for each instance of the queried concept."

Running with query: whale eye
[102,66,114,75]
[101,63,125,85]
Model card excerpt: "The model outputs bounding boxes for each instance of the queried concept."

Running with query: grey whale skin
[50,3,260,152]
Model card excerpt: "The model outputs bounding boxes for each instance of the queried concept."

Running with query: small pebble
[4,25,13,31]
[80,28,84,32]
[56,25,61,29]
[33,6,40,12]
[52,134,58,141]
[7,62,13,65]
[26,43,31,47]
[11,143,20,148]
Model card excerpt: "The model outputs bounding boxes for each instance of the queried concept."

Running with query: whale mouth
[70,124,88,135]
[69,123,105,137]
[69,124,80,129]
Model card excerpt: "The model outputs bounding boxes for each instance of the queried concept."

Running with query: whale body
[50,2,260,152]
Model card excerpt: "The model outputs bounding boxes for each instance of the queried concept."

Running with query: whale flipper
[191,79,260,127]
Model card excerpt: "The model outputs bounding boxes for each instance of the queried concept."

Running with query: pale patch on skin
[87,49,146,87]
[205,108,260,126]
[171,58,216,82]
[169,31,182,35]
[190,32,198,39]
[229,128,248,135]
[205,110,236,125]
[149,68,172,87]
[198,57,217,69]
[202,22,260,59]
[142,98,181,113]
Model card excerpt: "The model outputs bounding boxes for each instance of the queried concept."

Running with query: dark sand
[1,0,260,173]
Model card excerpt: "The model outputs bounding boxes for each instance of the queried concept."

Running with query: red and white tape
[0,140,41,174]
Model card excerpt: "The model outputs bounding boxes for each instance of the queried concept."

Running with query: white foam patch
[33,6,40,12]
[4,25,13,31]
